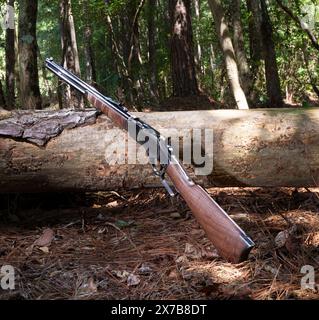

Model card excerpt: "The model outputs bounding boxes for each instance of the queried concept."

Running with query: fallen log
[0,108,318,193]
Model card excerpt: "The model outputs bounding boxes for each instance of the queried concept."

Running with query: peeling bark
[0,109,99,146]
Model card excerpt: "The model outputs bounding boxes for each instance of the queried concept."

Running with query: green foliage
[0,0,318,107]
[268,0,319,102]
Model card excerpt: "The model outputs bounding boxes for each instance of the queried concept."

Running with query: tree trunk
[0,80,7,109]
[84,25,97,86]
[260,0,283,107]
[208,0,249,109]
[302,44,319,100]
[231,0,253,98]
[1,108,319,192]
[59,0,82,109]
[119,2,143,104]
[82,1,96,87]
[157,0,171,99]
[246,0,262,96]
[148,0,159,102]
[14,22,20,103]
[18,0,42,110]
[169,0,199,97]
[249,0,283,107]
[105,14,131,99]
[127,0,145,72]
[246,0,263,63]
[194,0,203,75]
[116,0,145,106]
[210,44,216,91]
[130,0,146,106]
[5,0,15,110]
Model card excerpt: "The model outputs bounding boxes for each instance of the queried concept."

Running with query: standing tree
[169,0,199,97]
[18,0,42,109]
[148,0,159,102]
[194,0,203,75]
[59,0,82,109]
[116,0,145,105]
[208,0,249,109]
[246,0,262,84]
[105,13,131,97]
[128,0,146,104]
[260,0,283,107]
[5,0,15,109]
[0,80,7,109]
[84,26,96,86]
[231,0,253,99]
[83,1,96,87]
[249,0,283,107]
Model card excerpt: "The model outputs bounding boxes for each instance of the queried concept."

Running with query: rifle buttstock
[166,162,254,263]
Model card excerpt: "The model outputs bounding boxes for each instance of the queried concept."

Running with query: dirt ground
[0,187,318,300]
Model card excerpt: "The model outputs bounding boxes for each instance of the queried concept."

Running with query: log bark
[0,109,319,193]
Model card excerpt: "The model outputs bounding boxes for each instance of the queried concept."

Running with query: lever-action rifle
[46,58,254,263]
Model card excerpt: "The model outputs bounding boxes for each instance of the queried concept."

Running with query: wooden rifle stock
[166,159,254,263]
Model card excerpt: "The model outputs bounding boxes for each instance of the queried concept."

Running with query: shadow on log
[0,108,319,192]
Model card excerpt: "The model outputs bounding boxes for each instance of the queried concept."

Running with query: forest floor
[0,187,318,300]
